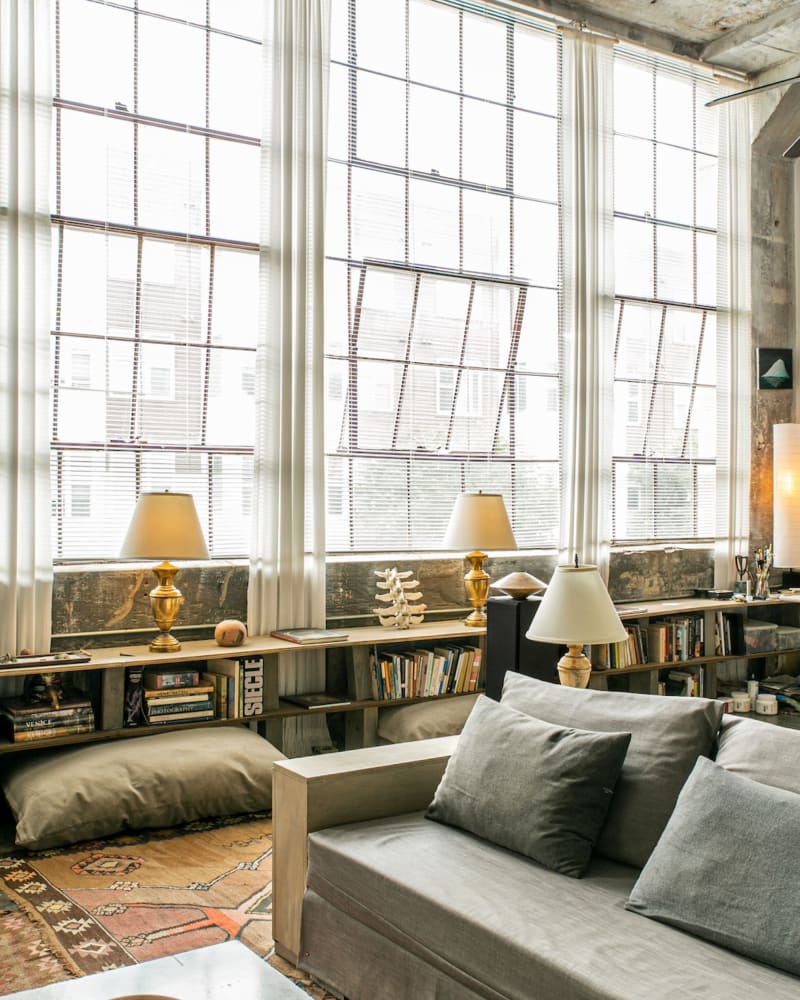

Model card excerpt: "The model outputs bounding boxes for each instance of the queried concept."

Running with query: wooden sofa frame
[271,736,457,966]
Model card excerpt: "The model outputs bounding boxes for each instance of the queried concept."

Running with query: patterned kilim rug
[0,813,332,998]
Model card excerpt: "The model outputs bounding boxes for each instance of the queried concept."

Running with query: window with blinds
[324,0,562,553]
[51,0,262,561]
[611,50,719,543]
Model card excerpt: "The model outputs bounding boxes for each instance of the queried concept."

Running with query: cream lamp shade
[121,492,210,560]
[443,492,516,627]
[526,564,626,687]
[120,491,208,653]
[442,492,517,552]
[773,423,800,568]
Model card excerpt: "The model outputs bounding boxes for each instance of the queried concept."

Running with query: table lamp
[120,491,209,652]
[525,563,626,687]
[443,491,517,627]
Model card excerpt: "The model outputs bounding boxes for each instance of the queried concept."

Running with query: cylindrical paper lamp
[773,424,800,568]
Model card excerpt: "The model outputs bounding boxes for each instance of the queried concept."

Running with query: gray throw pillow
[378,693,479,743]
[1,725,285,850]
[626,757,800,977]
[501,672,723,868]
[425,694,631,878]
[714,714,800,794]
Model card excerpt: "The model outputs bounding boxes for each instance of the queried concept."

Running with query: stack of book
[142,665,215,726]
[0,687,95,743]
[202,656,265,720]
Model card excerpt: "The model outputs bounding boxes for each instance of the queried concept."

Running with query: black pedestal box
[485,595,559,699]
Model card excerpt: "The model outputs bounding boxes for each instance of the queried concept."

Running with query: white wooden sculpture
[373,567,426,628]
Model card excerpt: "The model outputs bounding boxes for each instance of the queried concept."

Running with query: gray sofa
[272,674,800,999]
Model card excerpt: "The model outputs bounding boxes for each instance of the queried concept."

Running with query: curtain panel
[0,0,53,658]
[714,83,752,588]
[249,0,331,749]
[557,28,616,578]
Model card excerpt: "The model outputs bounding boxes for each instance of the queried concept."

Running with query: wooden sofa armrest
[272,735,457,965]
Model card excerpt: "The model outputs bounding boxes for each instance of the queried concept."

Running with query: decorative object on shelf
[733,554,750,597]
[443,491,517,627]
[773,423,800,588]
[373,568,426,628]
[490,571,546,599]
[525,560,626,688]
[753,544,772,600]
[214,619,248,647]
[120,491,210,653]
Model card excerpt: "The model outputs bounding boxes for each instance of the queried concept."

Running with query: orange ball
[214,619,247,647]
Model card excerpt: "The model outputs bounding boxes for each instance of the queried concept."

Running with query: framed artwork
[757,348,793,390]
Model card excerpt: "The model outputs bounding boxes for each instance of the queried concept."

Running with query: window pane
[138,17,206,125]
[209,139,260,242]
[462,190,510,275]
[514,112,558,201]
[614,136,654,218]
[462,97,507,188]
[408,0,459,90]
[356,0,406,77]
[210,34,262,136]
[138,126,206,234]
[358,73,407,167]
[408,86,459,179]
[409,179,459,269]
[59,0,133,108]
[59,112,133,224]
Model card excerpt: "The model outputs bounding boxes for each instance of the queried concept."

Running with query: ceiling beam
[701,1,800,64]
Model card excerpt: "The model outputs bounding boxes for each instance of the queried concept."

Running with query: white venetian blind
[51,0,262,561]
[611,46,721,543]
[324,0,563,552]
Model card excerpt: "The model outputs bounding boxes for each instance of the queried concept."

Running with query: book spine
[145,711,215,725]
[242,657,264,716]
[1,705,93,724]
[146,698,214,717]
[12,722,95,742]
[143,670,201,690]
[5,708,95,731]
[123,667,146,727]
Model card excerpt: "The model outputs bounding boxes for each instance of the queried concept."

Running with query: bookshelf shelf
[587,595,800,697]
[0,620,485,756]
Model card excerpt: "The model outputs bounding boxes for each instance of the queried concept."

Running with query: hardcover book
[142,667,202,690]
[270,628,349,644]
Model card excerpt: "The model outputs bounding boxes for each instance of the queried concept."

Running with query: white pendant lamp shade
[773,424,800,568]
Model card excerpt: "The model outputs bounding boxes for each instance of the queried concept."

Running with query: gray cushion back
[501,672,723,868]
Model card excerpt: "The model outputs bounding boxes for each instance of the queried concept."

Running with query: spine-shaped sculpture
[373,568,426,628]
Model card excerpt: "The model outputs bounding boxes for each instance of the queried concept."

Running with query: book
[143,685,215,704]
[282,692,352,710]
[0,691,92,716]
[204,659,242,718]
[241,657,264,716]
[146,698,214,717]
[2,707,95,731]
[10,721,95,742]
[145,709,215,726]
[123,666,146,727]
[143,667,202,690]
[270,628,349,644]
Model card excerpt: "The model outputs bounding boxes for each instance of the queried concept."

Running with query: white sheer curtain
[557,28,615,578]
[714,83,752,588]
[0,0,53,658]
[248,0,330,750]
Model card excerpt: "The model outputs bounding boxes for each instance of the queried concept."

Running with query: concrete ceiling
[528,0,800,77]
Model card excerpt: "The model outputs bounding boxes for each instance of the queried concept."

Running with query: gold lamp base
[462,550,490,627]
[556,644,593,688]
[147,560,185,653]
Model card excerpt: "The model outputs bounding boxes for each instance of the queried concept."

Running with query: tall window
[324,0,562,552]
[51,0,262,561]
[611,50,719,543]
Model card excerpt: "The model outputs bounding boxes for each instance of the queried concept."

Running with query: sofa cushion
[626,756,800,977]
[714,714,800,793]
[500,672,723,868]
[1,725,285,850]
[377,693,479,743]
[425,695,631,877]
[304,812,800,1000]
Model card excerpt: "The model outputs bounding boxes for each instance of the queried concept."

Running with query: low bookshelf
[589,595,800,699]
[0,620,485,757]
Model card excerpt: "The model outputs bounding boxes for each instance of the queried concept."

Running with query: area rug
[0,813,332,998]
